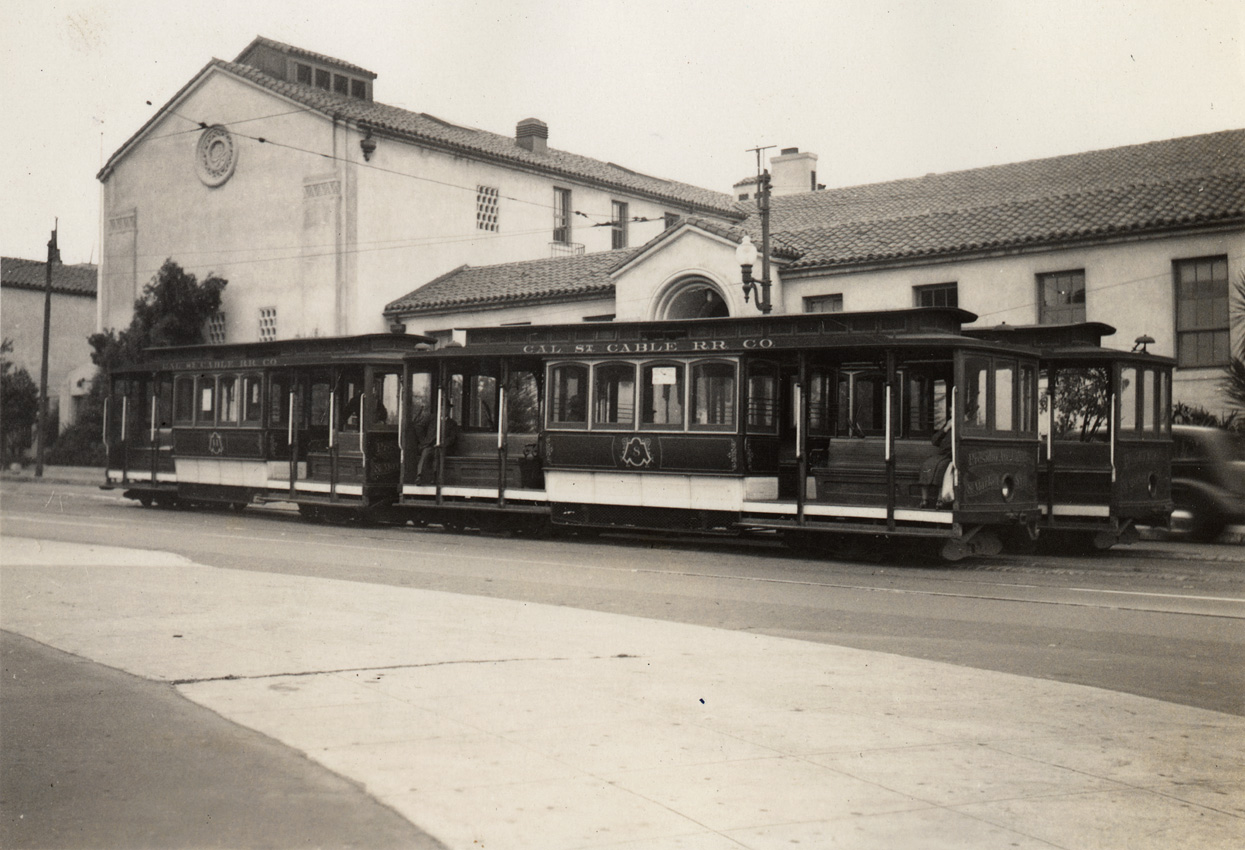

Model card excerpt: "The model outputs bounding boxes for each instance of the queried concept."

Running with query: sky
[3,0,1243,266]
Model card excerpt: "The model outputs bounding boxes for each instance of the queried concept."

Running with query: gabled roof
[1,258,97,296]
[385,248,641,316]
[99,46,740,217]
[752,129,1245,270]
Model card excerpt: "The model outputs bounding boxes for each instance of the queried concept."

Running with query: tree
[1,339,39,464]
[89,259,227,369]
[48,260,227,465]
[1220,270,1245,414]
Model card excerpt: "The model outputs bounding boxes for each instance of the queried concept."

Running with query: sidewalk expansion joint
[168,653,640,686]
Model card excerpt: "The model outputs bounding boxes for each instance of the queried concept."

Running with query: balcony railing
[549,241,585,258]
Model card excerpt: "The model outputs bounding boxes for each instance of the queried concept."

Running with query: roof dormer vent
[516,118,548,154]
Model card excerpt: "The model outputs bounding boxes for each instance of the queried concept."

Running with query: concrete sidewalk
[2,536,1243,849]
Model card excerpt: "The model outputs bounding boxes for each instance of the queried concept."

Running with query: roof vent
[516,118,548,154]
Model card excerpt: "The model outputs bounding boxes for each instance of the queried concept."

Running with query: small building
[1,257,98,431]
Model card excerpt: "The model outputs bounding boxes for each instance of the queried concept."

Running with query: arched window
[658,277,730,320]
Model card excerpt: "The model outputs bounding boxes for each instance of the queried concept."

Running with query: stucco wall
[100,66,716,344]
[1,286,97,429]
[784,229,1244,412]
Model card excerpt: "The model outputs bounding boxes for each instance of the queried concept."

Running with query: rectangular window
[241,375,263,425]
[994,361,1014,431]
[611,200,629,249]
[1038,270,1086,324]
[549,363,588,426]
[804,294,843,314]
[296,63,312,85]
[206,313,226,344]
[593,363,636,428]
[553,188,572,243]
[351,79,366,99]
[642,363,685,429]
[1119,365,1138,431]
[218,375,238,424]
[333,74,349,95]
[197,376,217,424]
[314,68,331,90]
[476,185,499,232]
[1175,256,1229,367]
[915,283,958,309]
[174,376,195,425]
[258,307,277,342]
[268,373,290,427]
[962,358,989,429]
[747,363,777,433]
[691,362,736,429]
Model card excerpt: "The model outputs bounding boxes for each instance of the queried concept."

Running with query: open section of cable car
[967,322,1173,549]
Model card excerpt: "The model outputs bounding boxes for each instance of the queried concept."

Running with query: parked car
[1170,425,1245,541]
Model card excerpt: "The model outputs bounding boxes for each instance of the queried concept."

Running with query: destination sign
[518,338,777,355]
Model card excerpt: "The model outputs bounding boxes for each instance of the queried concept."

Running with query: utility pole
[35,222,60,478]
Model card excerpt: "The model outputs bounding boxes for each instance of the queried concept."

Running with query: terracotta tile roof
[385,248,641,315]
[750,129,1245,269]
[1,258,97,296]
[210,59,740,217]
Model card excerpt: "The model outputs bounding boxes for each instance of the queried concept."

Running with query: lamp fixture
[1132,334,1155,353]
[737,151,775,314]
[360,125,377,161]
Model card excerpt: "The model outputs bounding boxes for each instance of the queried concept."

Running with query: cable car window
[1046,366,1110,441]
[1141,368,1155,433]
[372,371,400,430]
[174,376,195,425]
[408,371,433,421]
[691,361,736,429]
[807,369,833,436]
[844,371,885,435]
[340,372,365,431]
[218,375,239,425]
[1119,366,1138,432]
[1019,363,1036,433]
[549,363,588,426]
[241,374,263,425]
[904,362,952,436]
[747,363,777,433]
[642,363,685,429]
[156,376,173,431]
[308,378,331,428]
[506,371,541,434]
[594,362,636,428]
[197,375,217,424]
[1159,370,1171,434]
[963,358,988,430]
[268,373,289,427]
[450,374,496,431]
[995,361,1014,431]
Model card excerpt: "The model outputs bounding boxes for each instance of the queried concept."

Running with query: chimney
[770,147,819,196]
[516,118,548,153]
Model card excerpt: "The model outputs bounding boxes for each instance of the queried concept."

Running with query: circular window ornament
[195,125,238,187]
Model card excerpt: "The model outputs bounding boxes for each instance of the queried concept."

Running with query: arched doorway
[658,277,731,320]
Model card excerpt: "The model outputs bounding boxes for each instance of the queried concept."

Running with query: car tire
[1176,492,1225,543]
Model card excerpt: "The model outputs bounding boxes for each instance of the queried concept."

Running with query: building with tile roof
[96,36,740,346]
[1,258,99,432]
[390,130,1242,412]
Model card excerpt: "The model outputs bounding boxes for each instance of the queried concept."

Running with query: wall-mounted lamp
[736,167,773,314]
[360,126,377,162]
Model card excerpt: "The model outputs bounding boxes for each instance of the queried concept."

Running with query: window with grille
[296,63,312,85]
[314,69,330,90]
[914,282,958,308]
[553,187,572,243]
[1175,256,1229,367]
[1038,270,1086,324]
[476,186,499,232]
[611,200,629,249]
[259,307,277,342]
[804,294,843,313]
[206,313,226,344]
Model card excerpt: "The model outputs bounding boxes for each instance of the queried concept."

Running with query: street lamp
[737,169,773,314]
